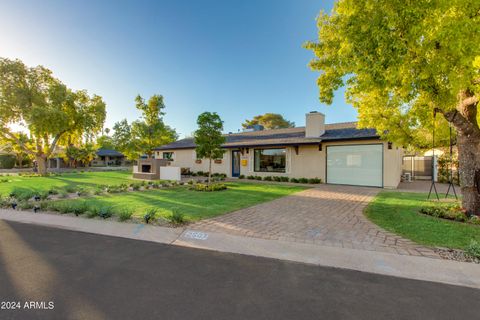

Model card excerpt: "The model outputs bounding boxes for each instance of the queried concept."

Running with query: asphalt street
[0,220,479,320]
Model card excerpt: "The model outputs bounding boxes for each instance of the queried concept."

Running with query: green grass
[0,171,133,196]
[55,183,307,222]
[365,191,480,249]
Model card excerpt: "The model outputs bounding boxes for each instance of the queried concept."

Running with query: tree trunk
[208,158,212,185]
[456,132,480,216]
[35,155,48,176]
[17,155,23,168]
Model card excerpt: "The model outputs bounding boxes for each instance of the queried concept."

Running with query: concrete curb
[1,209,479,289]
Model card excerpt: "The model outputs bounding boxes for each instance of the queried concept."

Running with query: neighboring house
[154,112,404,188]
[91,149,126,166]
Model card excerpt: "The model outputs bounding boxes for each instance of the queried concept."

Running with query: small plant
[238,174,245,179]
[118,208,134,221]
[290,178,299,183]
[9,188,35,201]
[280,176,289,182]
[263,176,272,181]
[298,178,309,183]
[308,178,322,184]
[48,187,59,195]
[191,183,227,192]
[18,201,34,210]
[71,202,88,216]
[167,208,186,225]
[255,176,262,181]
[65,185,78,193]
[465,240,480,260]
[57,190,68,198]
[247,175,255,180]
[143,208,157,224]
[86,206,100,218]
[98,206,113,219]
[469,215,480,225]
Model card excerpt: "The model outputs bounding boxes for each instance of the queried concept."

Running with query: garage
[326,144,383,187]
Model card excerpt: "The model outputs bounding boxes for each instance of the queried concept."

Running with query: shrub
[48,187,59,195]
[167,208,186,225]
[308,178,322,184]
[9,188,35,201]
[48,202,73,214]
[272,176,281,182]
[263,176,272,181]
[197,171,204,176]
[191,183,227,192]
[98,206,113,219]
[71,202,88,216]
[255,176,262,181]
[280,176,289,182]
[143,208,157,224]
[298,178,309,183]
[65,186,78,194]
[131,182,142,191]
[57,190,68,198]
[0,155,16,169]
[469,215,480,225]
[18,201,34,210]
[290,178,299,183]
[246,175,255,180]
[238,174,245,179]
[191,172,197,177]
[86,206,100,218]
[465,240,480,260]
[118,208,134,221]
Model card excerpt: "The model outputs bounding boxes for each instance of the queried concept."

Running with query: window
[254,148,286,173]
[162,152,174,161]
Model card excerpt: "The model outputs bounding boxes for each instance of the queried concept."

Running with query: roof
[154,122,380,151]
[96,149,124,157]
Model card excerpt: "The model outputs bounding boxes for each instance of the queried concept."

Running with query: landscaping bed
[1,181,306,224]
[365,191,480,262]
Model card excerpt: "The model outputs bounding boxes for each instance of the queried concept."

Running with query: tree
[305,0,480,215]
[242,113,295,130]
[113,95,177,159]
[63,143,96,168]
[194,112,226,184]
[96,135,115,150]
[0,58,106,175]
[1,132,33,167]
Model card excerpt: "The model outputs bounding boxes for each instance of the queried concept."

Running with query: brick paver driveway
[192,184,440,258]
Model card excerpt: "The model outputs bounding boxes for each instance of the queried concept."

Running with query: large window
[162,152,174,161]
[254,148,286,173]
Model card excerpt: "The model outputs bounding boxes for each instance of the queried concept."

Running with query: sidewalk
[1,209,479,289]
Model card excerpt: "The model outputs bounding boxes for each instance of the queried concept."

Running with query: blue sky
[0,0,356,137]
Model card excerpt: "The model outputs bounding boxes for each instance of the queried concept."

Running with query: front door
[232,150,241,177]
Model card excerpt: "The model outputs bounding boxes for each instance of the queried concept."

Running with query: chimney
[305,111,325,138]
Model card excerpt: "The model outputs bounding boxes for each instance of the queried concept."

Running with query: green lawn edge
[365,191,480,249]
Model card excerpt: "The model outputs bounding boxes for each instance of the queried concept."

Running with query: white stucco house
[153,112,404,188]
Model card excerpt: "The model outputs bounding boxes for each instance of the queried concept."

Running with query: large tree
[242,113,295,130]
[113,95,177,159]
[0,132,33,168]
[305,0,480,215]
[0,58,106,174]
[194,112,226,184]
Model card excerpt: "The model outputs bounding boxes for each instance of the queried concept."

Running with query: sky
[0,0,357,138]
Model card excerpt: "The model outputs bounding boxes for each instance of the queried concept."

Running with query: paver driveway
[192,184,440,258]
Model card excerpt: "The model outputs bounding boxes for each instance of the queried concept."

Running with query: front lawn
[365,191,480,249]
[0,171,133,196]
[52,182,307,221]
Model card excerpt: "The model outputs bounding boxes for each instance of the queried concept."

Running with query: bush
[272,176,281,182]
[197,171,204,176]
[71,202,88,216]
[465,240,480,259]
[48,202,73,214]
[308,178,322,184]
[143,208,157,224]
[0,155,16,169]
[191,183,227,192]
[86,206,100,218]
[18,201,34,210]
[238,174,245,179]
[298,178,309,184]
[255,176,262,181]
[280,176,289,182]
[290,178,299,183]
[167,208,186,225]
[65,186,78,194]
[98,206,113,219]
[263,176,272,181]
[469,215,480,225]
[48,187,59,195]
[118,208,134,221]
[246,175,255,180]
[9,188,35,201]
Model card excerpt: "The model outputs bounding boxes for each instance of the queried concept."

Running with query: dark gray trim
[325,143,384,188]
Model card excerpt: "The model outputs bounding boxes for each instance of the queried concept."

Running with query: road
[0,220,479,320]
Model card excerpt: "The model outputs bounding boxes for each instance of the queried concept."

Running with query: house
[91,149,126,166]
[153,112,404,188]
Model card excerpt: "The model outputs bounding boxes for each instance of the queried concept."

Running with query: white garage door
[326,144,383,187]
